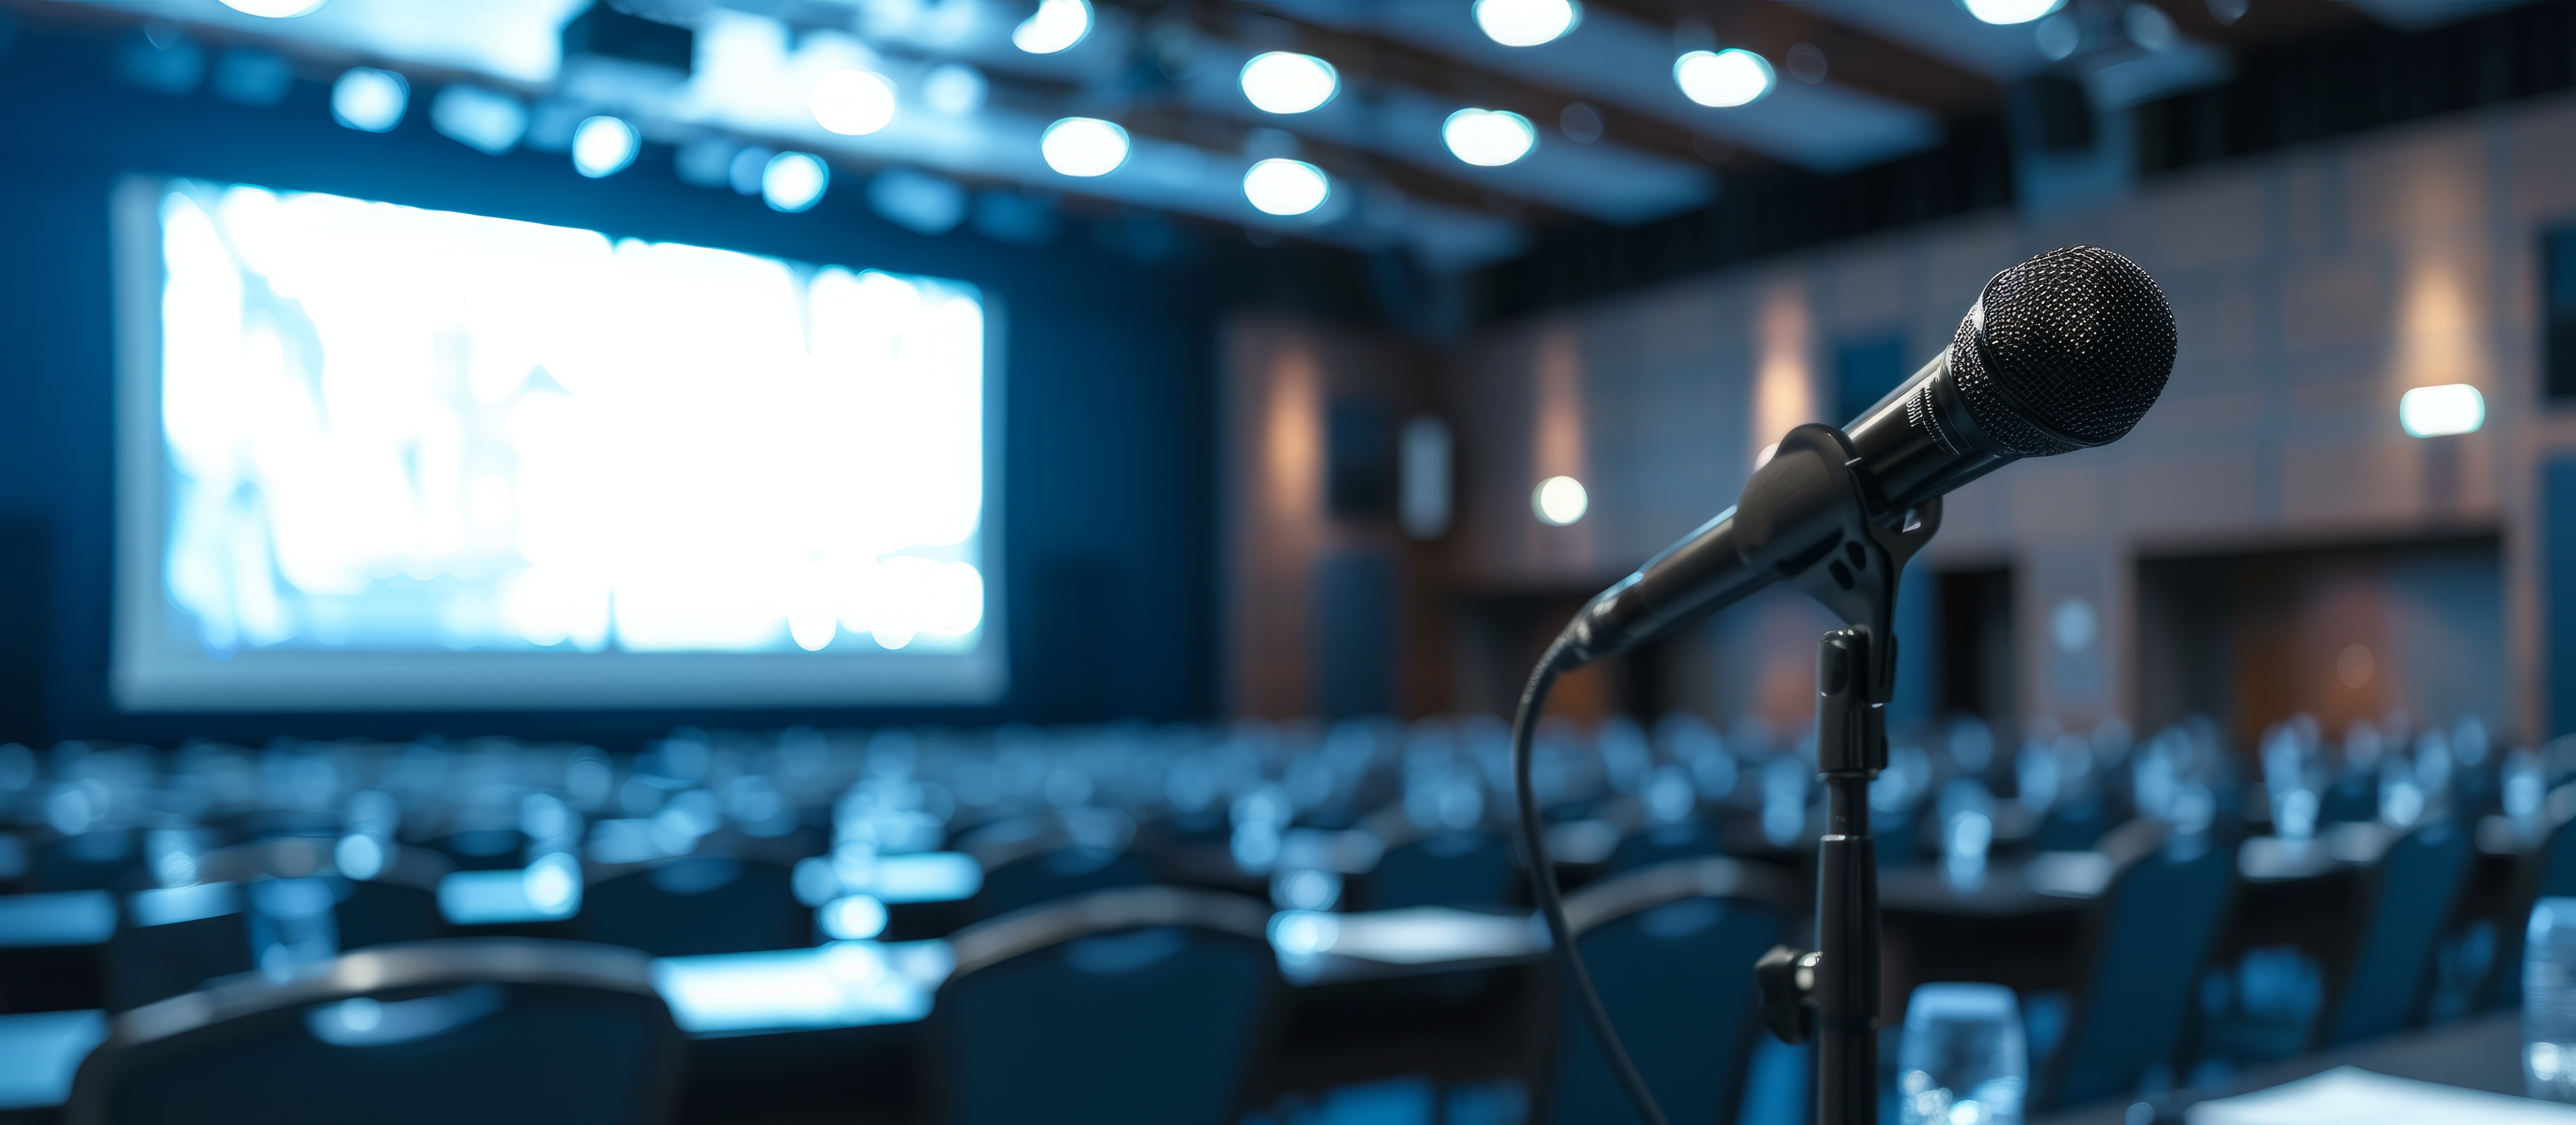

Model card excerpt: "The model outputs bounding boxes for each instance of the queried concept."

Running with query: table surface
[2033,1013,2525,1125]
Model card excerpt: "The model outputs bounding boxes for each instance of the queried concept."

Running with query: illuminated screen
[113,178,1005,710]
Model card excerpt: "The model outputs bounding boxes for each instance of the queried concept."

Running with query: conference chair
[2034,827,2238,1111]
[68,938,684,1125]
[36,831,141,893]
[429,828,530,872]
[957,808,1153,921]
[969,846,1154,921]
[2483,785,2576,1010]
[578,855,808,957]
[928,885,1280,1125]
[1369,829,1517,911]
[196,836,454,952]
[105,839,463,1012]
[1607,817,1728,874]
[104,883,252,1014]
[1535,856,1794,1125]
[2317,817,2474,1045]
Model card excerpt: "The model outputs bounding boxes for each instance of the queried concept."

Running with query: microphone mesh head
[1948,245,2176,456]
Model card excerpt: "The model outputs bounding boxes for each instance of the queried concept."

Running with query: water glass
[2527,897,2576,1101]
[1899,982,2026,1125]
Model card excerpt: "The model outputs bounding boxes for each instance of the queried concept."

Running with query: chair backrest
[931,885,1280,1125]
[968,847,1153,922]
[196,839,454,954]
[1539,857,1796,1125]
[2320,817,2474,1045]
[1369,830,1515,911]
[1608,819,1726,874]
[2038,833,2237,1110]
[578,855,808,957]
[70,938,684,1125]
[106,884,252,1013]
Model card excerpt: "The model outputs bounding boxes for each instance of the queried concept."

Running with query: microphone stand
[1742,426,1943,1125]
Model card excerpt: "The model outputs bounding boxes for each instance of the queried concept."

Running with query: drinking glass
[2526,897,2576,1101]
[1899,982,2026,1125]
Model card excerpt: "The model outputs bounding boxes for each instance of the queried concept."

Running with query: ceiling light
[923,63,987,116]
[811,69,898,136]
[1475,0,1582,47]
[1442,108,1536,167]
[1960,0,2067,25]
[1042,117,1128,177]
[1243,158,1329,216]
[1240,52,1339,115]
[220,0,326,16]
[1533,476,1588,526]
[2399,384,2484,438]
[330,68,407,133]
[1674,48,1774,108]
[763,152,829,213]
[1013,0,1091,55]
[570,116,638,178]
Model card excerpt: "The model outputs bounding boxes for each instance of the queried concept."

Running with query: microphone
[1552,244,2176,668]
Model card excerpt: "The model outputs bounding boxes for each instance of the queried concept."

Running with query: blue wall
[0,32,1250,744]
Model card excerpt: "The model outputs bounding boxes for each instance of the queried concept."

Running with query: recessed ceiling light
[1960,0,2066,26]
[1243,158,1330,216]
[1240,52,1339,115]
[1042,117,1129,177]
[1014,0,1092,54]
[1475,0,1582,47]
[811,69,898,136]
[1674,48,1774,108]
[1443,108,1537,167]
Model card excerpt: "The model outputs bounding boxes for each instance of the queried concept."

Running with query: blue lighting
[653,941,950,1034]
[571,115,639,178]
[0,892,116,949]
[437,855,580,925]
[330,68,407,132]
[430,85,528,156]
[763,152,830,213]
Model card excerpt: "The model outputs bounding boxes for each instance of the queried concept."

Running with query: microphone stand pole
[1744,426,1943,1125]
[1811,625,1885,1125]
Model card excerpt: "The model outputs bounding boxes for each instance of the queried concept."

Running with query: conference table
[2033,1013,2544,1124]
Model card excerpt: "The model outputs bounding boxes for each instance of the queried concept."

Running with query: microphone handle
[1564,351,2014,667]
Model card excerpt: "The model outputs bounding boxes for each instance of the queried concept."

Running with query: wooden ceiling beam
[1118,101,1583,224]
[1584,0,2003,116]
[1211,4,1727,169]
[2141,0,2371,47]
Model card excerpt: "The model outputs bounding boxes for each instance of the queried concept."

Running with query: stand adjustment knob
[1755,944,1819,1045]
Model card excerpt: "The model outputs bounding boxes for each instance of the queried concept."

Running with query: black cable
[1512,635,1671,1125]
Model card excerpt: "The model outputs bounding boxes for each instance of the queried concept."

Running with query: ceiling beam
[1118,101,1583,224]
[1583,0,2003,116]
[2143,0,2373,46]
[1212,4,1729,169]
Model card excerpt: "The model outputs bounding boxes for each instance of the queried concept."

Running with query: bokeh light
[1042,117,1129,177]
[1474,0,1581,47]
[1674,48,1775,108]
[571,116,639,178]
[763,152,829,212]
[811,69,898,136]
[1240,52,1339,115]
[330,68,407,132]
[1242,158,1330,217]
[1442,109,1536,167]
